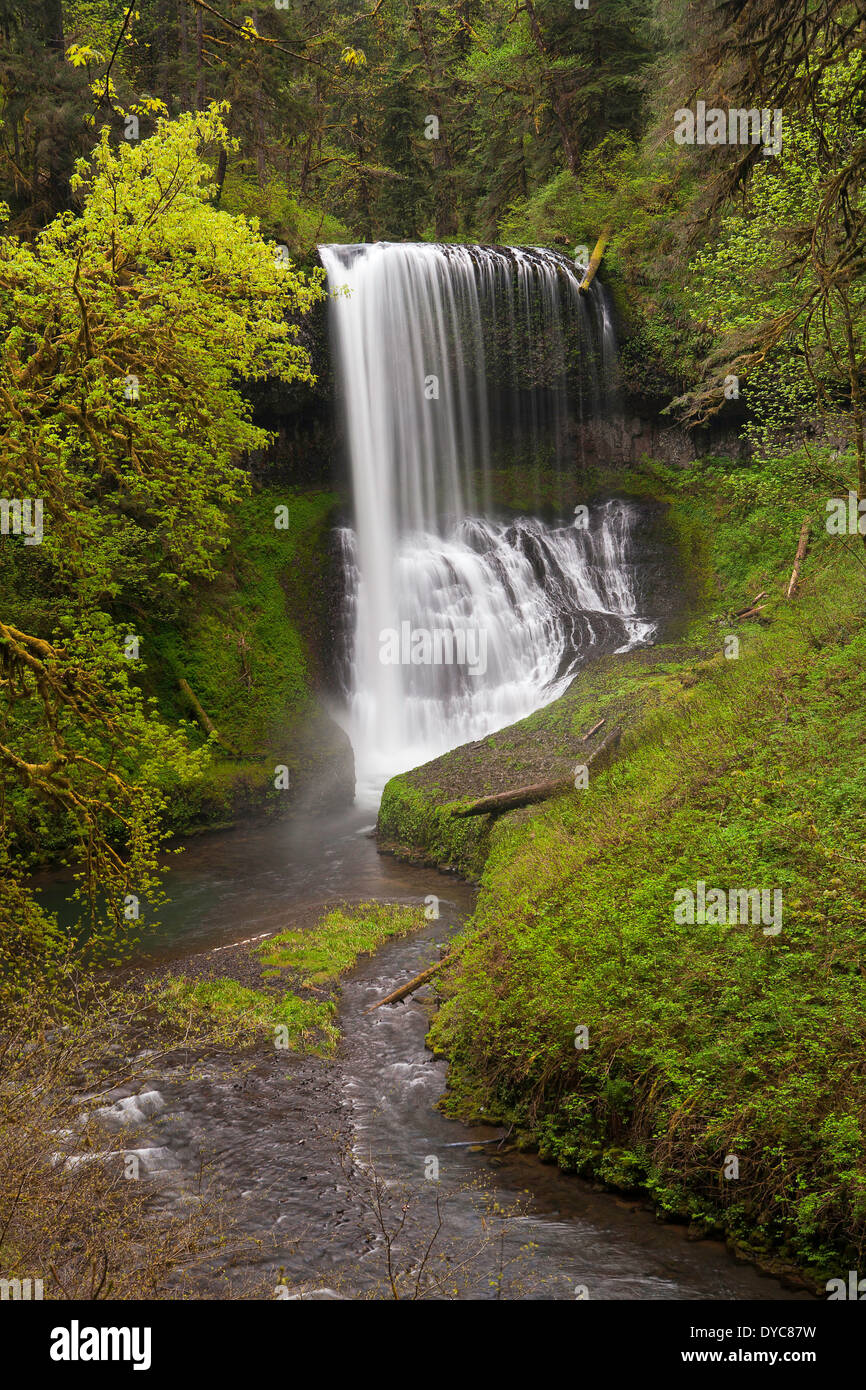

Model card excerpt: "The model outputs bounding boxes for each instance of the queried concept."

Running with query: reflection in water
[34,807,473,961]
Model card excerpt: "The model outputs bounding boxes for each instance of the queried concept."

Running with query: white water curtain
[319,243,650,804]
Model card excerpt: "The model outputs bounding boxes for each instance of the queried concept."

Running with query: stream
[62,808,811,1301]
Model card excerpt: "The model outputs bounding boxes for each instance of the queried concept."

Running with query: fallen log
[586,722,621,765]
[735,603,768,621]
[178,677,242,756]
[581,717,606,742]
[735,591,767,616]
[450,775,571,818]
[578,225,611,293]
[365,925,493,1013]
[786,517,811,599]
[451,725,622,818]
[364,959,444,1013]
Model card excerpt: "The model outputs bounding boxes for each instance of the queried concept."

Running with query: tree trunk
[522,0,578,175]
[451,726,622,817]
[179,0,191,110]
[786,518,811,598]
[213,144,227,204]
[840,289,866,550]
[578,226,612,292]
[365,958,444,1013]
[196,5,205,110]
[178,678,239,755]
[366,926,493,1013]
[412,5,458,238]
[42,0,65,53]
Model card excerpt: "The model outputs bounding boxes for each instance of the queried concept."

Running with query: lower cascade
[320,242,654,803]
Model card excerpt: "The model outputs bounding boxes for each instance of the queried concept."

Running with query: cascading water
[320,242,653,805]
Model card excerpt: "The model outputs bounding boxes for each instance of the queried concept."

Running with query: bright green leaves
[0,107,325,989]
[1,104,324,601]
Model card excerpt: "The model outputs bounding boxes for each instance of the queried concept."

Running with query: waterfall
[320,242,652,805]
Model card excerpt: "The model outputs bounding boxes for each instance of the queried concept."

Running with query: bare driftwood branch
[365,926,493,1014]
[735,591,767,616]
[786,517,812,599]
[364,959,444,1013]
[581,717,606,741]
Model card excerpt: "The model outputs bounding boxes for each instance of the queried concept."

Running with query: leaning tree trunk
[522,0,578,176]
[412,5,458,238]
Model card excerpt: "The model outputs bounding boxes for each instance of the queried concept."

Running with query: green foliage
[0,108,325,994]
[218,170,351,258]
[157,977,339,1055]
[1,103,323,601]
[384,467,866,1276]
[2,1,663,251]
[0,610,210,984]
[685,51,866,460]
[260,902,426,984]
[148,488,337,756]
[378,777,491,880]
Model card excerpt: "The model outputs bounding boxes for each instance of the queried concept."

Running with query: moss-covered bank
[7,485,354,865]
[143,486,353,834]
[378,462,866,1286]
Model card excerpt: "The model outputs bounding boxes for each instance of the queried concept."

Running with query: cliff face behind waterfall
[249,245,746,490]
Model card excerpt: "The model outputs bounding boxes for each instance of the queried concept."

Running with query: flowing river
[75,809,810,1301]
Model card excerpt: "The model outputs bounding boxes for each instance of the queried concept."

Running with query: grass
[259,902,426,985]
[157,977,339,1056]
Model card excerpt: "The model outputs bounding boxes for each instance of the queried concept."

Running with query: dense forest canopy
[2,1,861,414]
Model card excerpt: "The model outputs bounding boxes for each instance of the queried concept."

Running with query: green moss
[157,977,339,1056]
[143,485,351,831]
[147,487,336,751]
[377,637,723,879]
[260,901,425,984]
[4,484,351,861]
[378,778,492,879]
